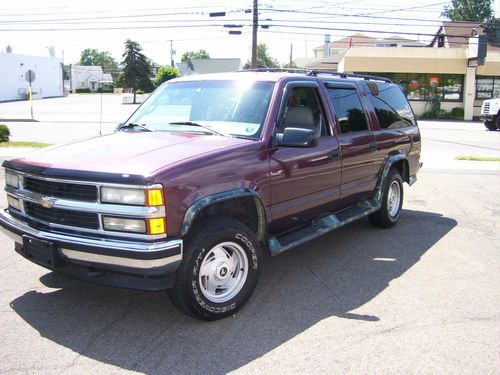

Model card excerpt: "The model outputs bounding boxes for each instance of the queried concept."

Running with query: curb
[0,119,39,123]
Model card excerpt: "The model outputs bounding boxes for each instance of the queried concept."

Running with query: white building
[70,65,113,92]
[0,52,64,102]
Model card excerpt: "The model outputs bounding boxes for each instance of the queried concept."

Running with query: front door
[269,83,341,233]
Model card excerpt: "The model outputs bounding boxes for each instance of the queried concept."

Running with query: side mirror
[276,127,317,148]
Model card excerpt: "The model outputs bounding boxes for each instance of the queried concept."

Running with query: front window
[476,76,500,99]
[126,80,275,139]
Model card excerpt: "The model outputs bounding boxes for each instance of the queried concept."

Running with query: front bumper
[0,209,183,291]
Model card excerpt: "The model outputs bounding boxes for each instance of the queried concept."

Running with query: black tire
[168,217,261,321]
[484,120,498,131]
[369,168,403,228]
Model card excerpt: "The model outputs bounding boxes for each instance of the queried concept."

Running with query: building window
[476,76,500,99]
[359,73,464,102]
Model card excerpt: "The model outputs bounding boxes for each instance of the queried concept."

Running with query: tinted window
[366,82,416,129]
[328,87,368,134]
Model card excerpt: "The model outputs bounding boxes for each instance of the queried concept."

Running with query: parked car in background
[481,98,500,131]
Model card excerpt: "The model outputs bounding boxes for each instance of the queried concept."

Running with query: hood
[6,131,249,179]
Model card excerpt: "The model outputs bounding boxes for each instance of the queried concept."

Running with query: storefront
[337,46,500,120]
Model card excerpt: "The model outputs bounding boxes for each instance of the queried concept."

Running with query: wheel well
[390,159,409,183]
[190,197,265,241]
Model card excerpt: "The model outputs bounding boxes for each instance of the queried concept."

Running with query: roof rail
[241,68,310,73]
[239,68,392,83]
[307,70,392,83]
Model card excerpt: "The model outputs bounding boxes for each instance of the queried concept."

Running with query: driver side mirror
[275,127,317,148]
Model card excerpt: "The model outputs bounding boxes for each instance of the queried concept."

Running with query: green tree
[77,48,118,70]
[442,0,493,22]
[243,43,280,69]
[181,49,210,62]
[116,39,154,104]
[282,61,298,69]
[154,66,181,86]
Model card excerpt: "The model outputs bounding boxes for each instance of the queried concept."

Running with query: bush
[75,88,91,93]
[0,124,10,142]
[154,66,181,87]
[135,89,145,95]
[451,107,464,118]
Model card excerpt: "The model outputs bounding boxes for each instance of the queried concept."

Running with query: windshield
[126,80,275,139]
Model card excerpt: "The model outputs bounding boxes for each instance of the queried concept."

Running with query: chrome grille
[24,177,97,202]
[25,202,99,229]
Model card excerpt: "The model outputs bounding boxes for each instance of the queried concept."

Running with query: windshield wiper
[168,121,231,137]
[118,123,153,132]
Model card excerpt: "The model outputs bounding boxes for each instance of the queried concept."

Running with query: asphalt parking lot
[0,95,499,374]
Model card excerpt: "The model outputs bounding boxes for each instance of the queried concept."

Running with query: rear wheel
[369,168,403,228]
[168,217,261,321]
[484,120,498,131]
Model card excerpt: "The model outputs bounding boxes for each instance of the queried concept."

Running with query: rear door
[325,82,380,204]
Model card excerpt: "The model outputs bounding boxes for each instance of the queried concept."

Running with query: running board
[268,198,381,256]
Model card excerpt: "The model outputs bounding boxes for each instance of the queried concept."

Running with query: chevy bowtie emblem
[38,196,56,208]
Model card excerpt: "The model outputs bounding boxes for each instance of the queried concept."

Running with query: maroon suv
[0,71,421,320]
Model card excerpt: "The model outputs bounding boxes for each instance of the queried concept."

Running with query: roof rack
[241,68,310,74]
[239,68,392,83]
[307,70,392,83]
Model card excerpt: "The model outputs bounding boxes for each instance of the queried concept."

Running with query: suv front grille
[25,202,99,229]
[25,177,98,202]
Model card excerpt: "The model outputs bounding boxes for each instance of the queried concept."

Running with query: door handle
[369,141,377,150]
[331,151,340,160]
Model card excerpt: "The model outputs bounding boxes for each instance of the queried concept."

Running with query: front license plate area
[22,236,58,268]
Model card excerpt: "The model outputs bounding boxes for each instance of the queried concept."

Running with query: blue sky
[0,0,498,66]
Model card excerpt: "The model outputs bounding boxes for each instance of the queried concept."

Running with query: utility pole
[170,40,175,67]
[289,44,293,66]
[251,0,258,68]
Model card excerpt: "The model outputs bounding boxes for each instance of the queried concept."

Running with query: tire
[369,168,403,228]
[168,217,261,321]
[484,120,498,131]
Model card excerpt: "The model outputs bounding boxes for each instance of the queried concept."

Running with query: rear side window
[327,87,368,134]
[366,82,417,129]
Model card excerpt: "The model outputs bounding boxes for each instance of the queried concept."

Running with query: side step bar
[268,198,381,256]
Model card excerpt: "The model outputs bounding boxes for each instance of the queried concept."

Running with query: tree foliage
[181,49,210,62]
[154,66,181,86]
[116,39,154,101]
[441,0,493,22]
[77,48,118,70]
[243,44,280,69]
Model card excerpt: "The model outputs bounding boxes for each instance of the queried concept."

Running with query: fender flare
[375,154,408,203]
[179,188,268,243]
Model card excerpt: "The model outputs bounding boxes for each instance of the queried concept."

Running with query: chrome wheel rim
[198,241,249,303]
[387,181,401,217]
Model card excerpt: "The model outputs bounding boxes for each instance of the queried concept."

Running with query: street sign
[25,70,36,84]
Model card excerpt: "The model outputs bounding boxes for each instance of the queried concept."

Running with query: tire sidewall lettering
[189,232,258,314]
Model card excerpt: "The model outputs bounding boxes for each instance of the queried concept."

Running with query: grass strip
[455,156,500,162]
[0,141,52,148]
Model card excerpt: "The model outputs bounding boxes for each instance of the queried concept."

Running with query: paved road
[0,97,498,374]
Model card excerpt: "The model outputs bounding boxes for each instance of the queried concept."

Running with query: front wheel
[369,168,403,228]
[168,217,261,321]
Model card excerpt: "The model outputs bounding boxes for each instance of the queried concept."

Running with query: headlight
[5,171,20,189]
[101,187,146,206]
[102,216,146,233]
[100,187,164,206]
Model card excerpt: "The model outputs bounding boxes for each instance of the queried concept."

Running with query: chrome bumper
[0,208,183,273]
